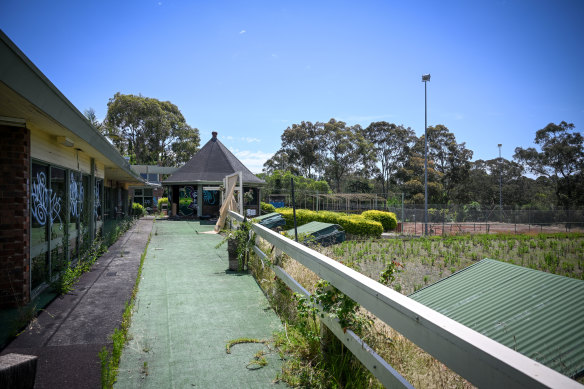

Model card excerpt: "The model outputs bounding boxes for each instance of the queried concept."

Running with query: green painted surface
[288,221,340,236]
[410,259,584,378]
[287,221,346,246]
[254,213,286,229]
[115,220,284,388]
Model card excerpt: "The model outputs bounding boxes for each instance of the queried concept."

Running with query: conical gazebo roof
[163,132,265,185]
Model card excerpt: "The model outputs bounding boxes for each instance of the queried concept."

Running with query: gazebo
[163,132,265,218]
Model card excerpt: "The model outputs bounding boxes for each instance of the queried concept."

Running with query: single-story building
[0,30,146,308]
[163,132,265,218]
[129,165,178,212]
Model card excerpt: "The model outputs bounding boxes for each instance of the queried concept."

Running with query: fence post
[401,193,404,223]
[291,178,298,242]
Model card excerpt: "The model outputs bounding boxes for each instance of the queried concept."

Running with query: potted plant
[217,219,255,271]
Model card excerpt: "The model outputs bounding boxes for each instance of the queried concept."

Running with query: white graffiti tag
[94,183,101,218]
[70,172,84,218]
[31,171,62,228]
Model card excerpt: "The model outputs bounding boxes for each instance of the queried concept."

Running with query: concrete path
[115,220,284,388]
[1,217,154,388]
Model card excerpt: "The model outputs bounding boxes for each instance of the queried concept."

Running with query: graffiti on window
[94,183,101,218]
[70,172,84,218]
[31,171,62,228]
[179,186,197,216]
[203,190,219,206]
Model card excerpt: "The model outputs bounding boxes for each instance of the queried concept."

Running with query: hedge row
[275,208,383,237]
[132,202,146,217]
[260,201,276,214]
[361,210,398,231]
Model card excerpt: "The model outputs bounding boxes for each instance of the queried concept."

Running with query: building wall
[30,130,100,178]
[0,125,31,308]
[1,125,133,308]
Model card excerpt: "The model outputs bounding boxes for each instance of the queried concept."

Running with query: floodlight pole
[422,74,431,235]
[498,144,503,223]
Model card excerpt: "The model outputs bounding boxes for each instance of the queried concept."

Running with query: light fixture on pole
[498,143,503,222]
[422,73,430,235]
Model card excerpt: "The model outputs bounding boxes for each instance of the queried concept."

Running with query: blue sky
[1,0,583,173]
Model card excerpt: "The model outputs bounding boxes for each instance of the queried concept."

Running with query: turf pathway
[115,220,284,388]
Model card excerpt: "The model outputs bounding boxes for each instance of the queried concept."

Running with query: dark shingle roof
[163,132,265,185]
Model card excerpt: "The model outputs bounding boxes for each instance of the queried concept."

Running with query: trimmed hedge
[275,208,382,237]
[132,202,146,217]
[260,201,276,214]
[361,210,398,231]
[158,197,169,210]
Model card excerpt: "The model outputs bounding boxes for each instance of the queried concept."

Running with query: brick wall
[0,125,30,308]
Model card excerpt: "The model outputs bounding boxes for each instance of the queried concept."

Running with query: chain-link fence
[388,206,584,235]
[263,191,584,235]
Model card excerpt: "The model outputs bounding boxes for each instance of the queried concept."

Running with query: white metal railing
[228,210,582,389]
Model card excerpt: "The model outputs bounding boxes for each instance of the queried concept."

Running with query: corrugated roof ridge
[410,258,583,298]
[408,258,491,297]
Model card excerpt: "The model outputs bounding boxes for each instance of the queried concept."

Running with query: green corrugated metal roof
[409,259,584,378]
[287,221,345,246]
[254,212,279,221]
[253,212,286,229]
[289,221,340,236]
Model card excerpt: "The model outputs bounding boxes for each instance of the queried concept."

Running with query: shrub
[260,201,276,214]
[361,210,398,231]
[276,208,382,237]
[132,202,146,217]
[157,197,169,211]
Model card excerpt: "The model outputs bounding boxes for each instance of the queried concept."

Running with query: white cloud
[231,149,274,173]
[157,2,162,5]
[239,30,246,34]
[225,135,234,140]
[242,137,261,143]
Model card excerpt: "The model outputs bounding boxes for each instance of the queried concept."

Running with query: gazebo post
[197,184,203,217]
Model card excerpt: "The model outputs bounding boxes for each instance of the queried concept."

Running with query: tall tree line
[264,119,583,208]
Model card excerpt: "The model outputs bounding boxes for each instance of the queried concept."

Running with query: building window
[30,160,105,295]
[30,162,50,291]
[50,166,67,275]
[179,186,197,216]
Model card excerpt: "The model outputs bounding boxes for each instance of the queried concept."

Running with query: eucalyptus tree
[263,150,297,175]
[362,122,416,194]
[280,121,324,178]
[105,93,200,166]
[514,121,584,207]
[412,124,473,202]
[320,119,372,192]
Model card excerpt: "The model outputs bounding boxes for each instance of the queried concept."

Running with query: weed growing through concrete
[99,223,152,388]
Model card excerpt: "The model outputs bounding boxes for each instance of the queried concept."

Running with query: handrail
[228,210,582,388]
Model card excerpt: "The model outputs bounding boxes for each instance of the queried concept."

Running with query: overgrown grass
[247,231,584,387]
[324,232,584,295]
[52,218,135,295]
[248,239,385,388]
[99,225,152,388]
